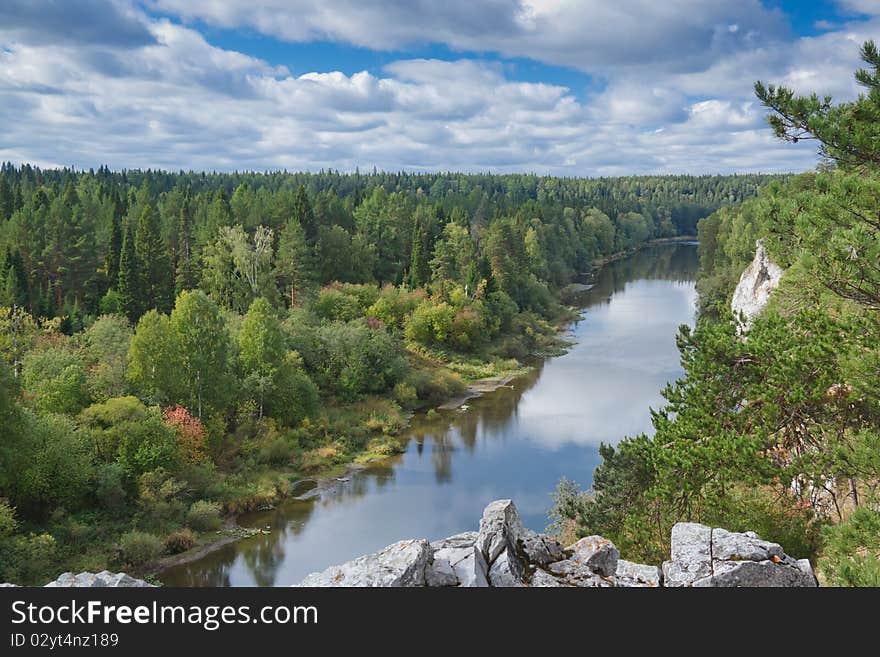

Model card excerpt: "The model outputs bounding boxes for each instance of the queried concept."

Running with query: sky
[0,0,877,176]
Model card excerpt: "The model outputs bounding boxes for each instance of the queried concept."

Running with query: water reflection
[161,243,698,587]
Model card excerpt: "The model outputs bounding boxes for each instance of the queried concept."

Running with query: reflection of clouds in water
[513,278,696,450]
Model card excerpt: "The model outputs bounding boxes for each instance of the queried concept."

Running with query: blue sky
[0,1,877,175]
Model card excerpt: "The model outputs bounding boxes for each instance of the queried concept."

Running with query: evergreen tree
[1,248,28,308]
[117,220,142,322]
[106,211,122,284]
[0,175,11,222]
[293,185,318,246]
[175,202,196,293]
[275,215,313,307]
[134,202,173,314]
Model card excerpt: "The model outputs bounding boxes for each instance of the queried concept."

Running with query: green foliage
[118,530,163,566]
[185,500,222,532]
[819,508,880,586]
[169,290,231,418]
[309,320,408,399]
[21,346,90,414]
[163,527,197,554]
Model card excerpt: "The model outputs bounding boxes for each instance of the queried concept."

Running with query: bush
[21,346,90,414]
[819,507,880,587]
[118,530,162,566]
[164,528,197,554]
[312,320,408,399]
[405,301,455,346]
[312,287,362,322]
[185,500,222,532]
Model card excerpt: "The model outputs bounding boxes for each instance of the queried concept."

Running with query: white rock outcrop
[662,523,817,588]
[44,571,154,587]
[295,500,817,588]
[731,239,784,331]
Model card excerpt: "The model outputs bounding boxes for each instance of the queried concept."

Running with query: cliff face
[297,499,817,588]
[731,239,784,331]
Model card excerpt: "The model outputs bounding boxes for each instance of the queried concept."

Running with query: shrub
[21,346,90,414]
[312,320,408,398]
[118,530,162,566]
[137,468,186,524]
[312,287,362,322]
[163,527,197,554]
[185,500,222,532]
[819,507,880,587]
[162,405,207,463]
[405,301,455,346]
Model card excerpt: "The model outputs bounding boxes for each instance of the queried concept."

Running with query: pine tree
[175,202,196,293]
[293,185,318,246]
[117,220,142,322]
[2,248,29,308]
[0,175,11,222]
[135,202,173,314]
[106,211,122,284]
[408,220,429,289]
[274,215,313,307]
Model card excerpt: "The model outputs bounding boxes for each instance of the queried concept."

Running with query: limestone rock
[567,535,619,577]
[477,499,524,565]
[429,533,488,587]
[615,559,662,588]
[44,571,153,587]
[663,523,816,588]
[530,569,564,587]
[488,547,526,587]
[546,558,613,587]
[662,522,713,587]
[298,539,432,587]
[522,530,566,566]
[731,239,784,331]
[711,527,785,562]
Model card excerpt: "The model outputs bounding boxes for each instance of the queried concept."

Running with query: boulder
[545,558,613,587]
[522,530,567,566]
[731,239,784,331]
[662,522,713,587]
[530,569,564,587]
[298,539,432,587]
[615,560,662,588]
[663,523,817,588]
[44,571,153,587]
[567,535,619,577]
[476,499,524,565]
[429,533,488,587]
[488,547,526,587]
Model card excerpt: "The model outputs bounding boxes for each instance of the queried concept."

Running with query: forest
[552,41,880,586]
[0,156,779,582]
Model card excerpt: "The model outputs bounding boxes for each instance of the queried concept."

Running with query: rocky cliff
[297,499,817,587]
[731,239,784,331]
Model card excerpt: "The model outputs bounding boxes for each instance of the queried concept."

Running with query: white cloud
[0,1,875,175]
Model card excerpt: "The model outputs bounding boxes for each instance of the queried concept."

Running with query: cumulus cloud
[0,0,154,47]
[0,1,874,174]
[148,0,788,73]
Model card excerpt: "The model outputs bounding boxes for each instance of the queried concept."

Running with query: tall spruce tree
[106,211,122,284]
[134,202,173,314]
[117,220,142,322]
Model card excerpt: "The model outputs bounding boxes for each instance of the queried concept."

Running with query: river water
[162,243,698,586]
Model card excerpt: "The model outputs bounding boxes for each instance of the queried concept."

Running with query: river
[161,242,698,586]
